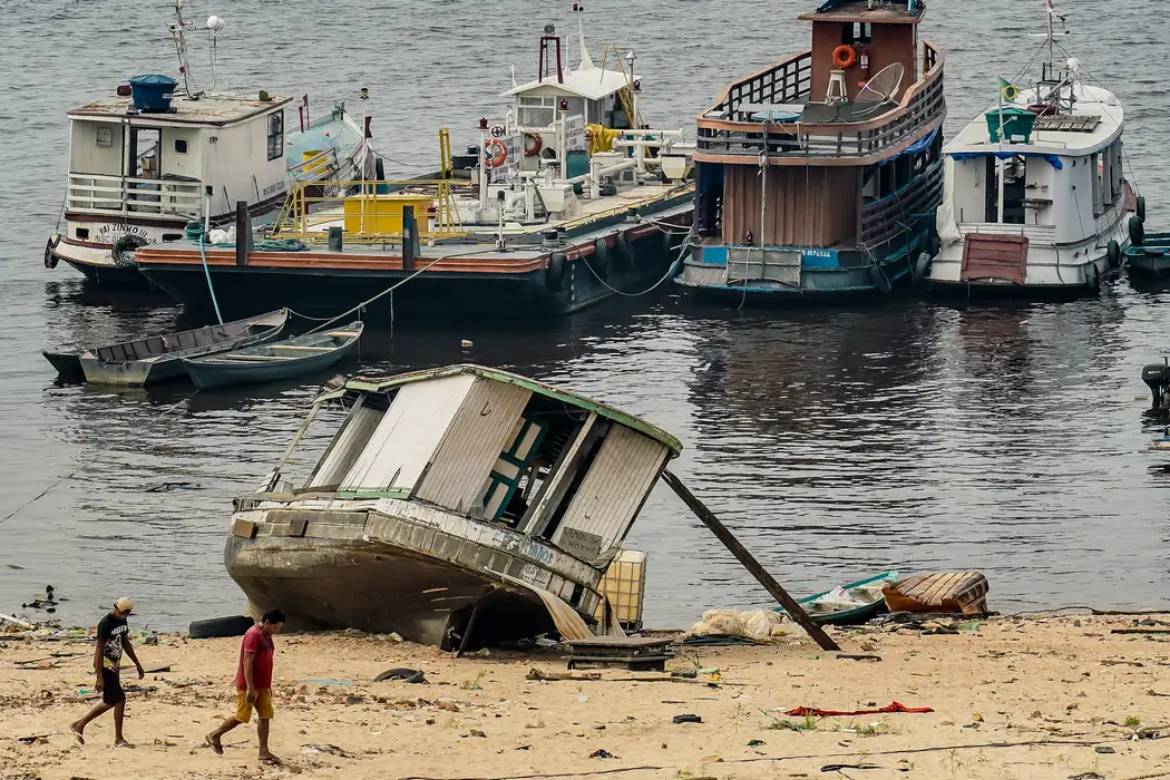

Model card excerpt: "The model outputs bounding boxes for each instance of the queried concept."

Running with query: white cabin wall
[161,127,202,180]
[309,404,385,488]
[1024,156,1057,227]
[340,374,475,494]
[1052,157,1096,244]
[414,379,532,514]
[951,157,985,225]
[200,111,287,217]
[70,120,123,176]
[551,426,669,557]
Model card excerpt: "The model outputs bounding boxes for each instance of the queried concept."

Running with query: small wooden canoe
[776,571,899,626]
[1125,232,1170,275]
[182,321,364,390]
[74,309,290,387]
[882,571,989,615]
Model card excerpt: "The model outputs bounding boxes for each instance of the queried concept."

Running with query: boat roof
[503,64,634,102]
[68,91,293,126]
[321,364,682,454]
[800,0,926,24]
[946,83,1123,157]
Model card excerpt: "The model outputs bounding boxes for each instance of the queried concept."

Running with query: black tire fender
[546,252,567,291]
[1136,195,1147,223]
[593,238,611,275]
[1129,215,1145,247]
[112,233,149,268]
[1085,262,1101,292]
[1107,239,1121,269]
[188,615,255,639]
[44,237,59,269]
[869,263,892,294]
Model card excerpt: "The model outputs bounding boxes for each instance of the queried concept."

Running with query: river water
[1,0,1168,631]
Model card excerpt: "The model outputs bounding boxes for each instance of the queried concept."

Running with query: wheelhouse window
[517,96,556,129]
[267,111,284,161]
[844,23,872,44]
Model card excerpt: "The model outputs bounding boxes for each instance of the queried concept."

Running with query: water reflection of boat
[225,364,680,649]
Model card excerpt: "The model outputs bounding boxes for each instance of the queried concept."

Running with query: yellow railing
[268,178,472,244]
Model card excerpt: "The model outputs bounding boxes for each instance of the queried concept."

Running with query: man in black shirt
[70,597,146,747]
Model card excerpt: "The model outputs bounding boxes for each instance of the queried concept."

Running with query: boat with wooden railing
[677,0,946,303]
[131,11,695,319]
[45,0,372,287]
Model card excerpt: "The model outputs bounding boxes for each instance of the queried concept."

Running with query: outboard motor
[1142,362,1170,409]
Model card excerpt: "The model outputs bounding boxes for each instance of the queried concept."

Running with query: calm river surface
[1,0,1169,630]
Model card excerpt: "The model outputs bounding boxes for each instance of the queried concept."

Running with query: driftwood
[1112,629,1170,636]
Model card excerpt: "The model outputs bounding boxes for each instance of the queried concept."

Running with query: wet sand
[1,614,1168,780]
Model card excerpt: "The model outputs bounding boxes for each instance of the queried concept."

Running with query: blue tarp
[878,127,939,166]
[948,150,1064,170]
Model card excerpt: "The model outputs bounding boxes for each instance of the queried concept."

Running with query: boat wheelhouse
[677,0,945,302]
[225,365,681,649]
[927,10,1135,297]
[130,14,694,319]
[46,1,370,286]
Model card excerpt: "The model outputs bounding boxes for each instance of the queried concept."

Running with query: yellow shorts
[234,689,274,722]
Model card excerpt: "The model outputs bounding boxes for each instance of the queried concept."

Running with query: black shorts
[101,669,125,705]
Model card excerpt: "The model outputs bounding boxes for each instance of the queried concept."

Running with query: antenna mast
[169,0,197,97]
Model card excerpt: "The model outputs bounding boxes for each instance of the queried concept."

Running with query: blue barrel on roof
[128,74,178,112]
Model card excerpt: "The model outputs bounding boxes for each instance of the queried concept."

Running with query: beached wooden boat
[882,571,989,615]
[226,364,681,649]
[777,571,899,626]
[182,322,363,390]
[75,309,289,387]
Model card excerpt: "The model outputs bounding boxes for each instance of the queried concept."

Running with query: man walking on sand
[206,609,285,764]
[70,597,146,747]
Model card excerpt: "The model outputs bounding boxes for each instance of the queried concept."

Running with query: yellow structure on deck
[342,193,433,235]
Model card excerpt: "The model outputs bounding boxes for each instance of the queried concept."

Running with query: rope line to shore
[0,471,75,528]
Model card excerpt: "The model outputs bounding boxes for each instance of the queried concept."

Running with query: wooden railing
[696,42,945,163]
[66,173,202,219]
[859,158,944,249]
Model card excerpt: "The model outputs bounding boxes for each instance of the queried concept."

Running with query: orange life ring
[523,133,543,158]
[832,44,858,70]
[484,138,507,168]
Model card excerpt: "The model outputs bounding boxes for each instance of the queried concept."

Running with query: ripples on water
[1,1,1169,629]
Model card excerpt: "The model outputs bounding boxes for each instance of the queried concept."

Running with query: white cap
[114,597,135,613]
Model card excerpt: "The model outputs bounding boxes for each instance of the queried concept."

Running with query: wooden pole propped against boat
[660,469,841,652]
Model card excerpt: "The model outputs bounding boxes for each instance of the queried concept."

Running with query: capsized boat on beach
[225,364,681,650]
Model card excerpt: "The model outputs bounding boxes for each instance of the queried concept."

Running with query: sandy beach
[1,614,1169,780]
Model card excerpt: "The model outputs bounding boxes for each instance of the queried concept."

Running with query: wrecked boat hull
[225,534,555,649]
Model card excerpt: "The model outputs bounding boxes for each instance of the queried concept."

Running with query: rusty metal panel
[961,233,1029,284]
[341,373,475,493]
[552,426,669,555]
[415,378,531,514]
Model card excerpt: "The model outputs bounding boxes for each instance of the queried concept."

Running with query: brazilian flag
[998,78,1020,103]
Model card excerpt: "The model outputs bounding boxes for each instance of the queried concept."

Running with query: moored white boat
[926,6,1137,297]
[45,0,372,287]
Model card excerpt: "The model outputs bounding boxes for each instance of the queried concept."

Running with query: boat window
[267,111,284,161]
[96,127,113,148]
[518,97,556,129]
[307,396,387,490]
[984,155,1027,224]
[844,23,872,44]
[175,138,188,154]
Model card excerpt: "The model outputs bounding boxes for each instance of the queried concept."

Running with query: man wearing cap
[205,609,285,764]
[70,597,146,747]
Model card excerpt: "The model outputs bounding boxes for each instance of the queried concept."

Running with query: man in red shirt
[205,609,285,763]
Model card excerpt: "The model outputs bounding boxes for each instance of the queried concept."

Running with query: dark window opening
[844,22,872,44]
[162,233,183,242]
[267,111,284,161]
[76,227,90,240]
[174,138,188,154]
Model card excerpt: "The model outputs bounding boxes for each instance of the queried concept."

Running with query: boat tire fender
[869,263,892,294]
[546,252,567,291]
[112,233,148,269]
[926,228,941,259]
[1136,195,1146,223]
[1085,262,1100,292]
[832,45,858,70]
[1129,215,1145,247]
[912,252,932,283]
[1107,239,1121,269]
[44,235,60,269]
[188,614,254,640]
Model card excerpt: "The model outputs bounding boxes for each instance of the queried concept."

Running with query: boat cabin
[295,366,677,548]
[65,87,293,240]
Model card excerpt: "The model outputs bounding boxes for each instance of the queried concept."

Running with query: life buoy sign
[832,44,859,70]
[484,138,508,169]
